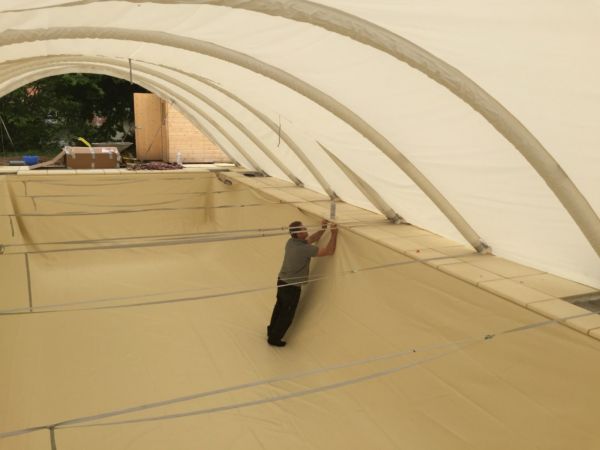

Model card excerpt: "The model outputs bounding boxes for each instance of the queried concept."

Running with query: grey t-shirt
[278,238,319,283]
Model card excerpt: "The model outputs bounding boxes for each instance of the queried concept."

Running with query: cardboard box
[65,146,120,169]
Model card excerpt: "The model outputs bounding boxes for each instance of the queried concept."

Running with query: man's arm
[316,223,338,257]
[307,219,329,244]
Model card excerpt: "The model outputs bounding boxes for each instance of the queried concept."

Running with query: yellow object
[77,137,92,148]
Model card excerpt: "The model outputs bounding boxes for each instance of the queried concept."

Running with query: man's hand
[316,222,338,256]
[308,220,328,244]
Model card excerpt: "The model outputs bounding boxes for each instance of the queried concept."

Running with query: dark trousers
[268,279,301,342]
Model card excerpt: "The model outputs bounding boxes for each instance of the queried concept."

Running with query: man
[267,219,338,347]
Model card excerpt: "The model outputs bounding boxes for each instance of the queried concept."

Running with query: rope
[6,174,215,186]
[2,228,290,257]
[0,224,294,249]
[0,252,484,315]
[69,349,464,429]
[80,304,600,429]
[0,186,340,218]
[14,187,251,199]
[2,306,595,438]
[0,339,471,438]
[1,224,288,248]
[0,220,379,255]
[0,200,288,217]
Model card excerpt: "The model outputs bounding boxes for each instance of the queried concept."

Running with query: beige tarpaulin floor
[1,172,600,450]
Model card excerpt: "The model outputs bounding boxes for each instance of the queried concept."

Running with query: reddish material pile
[129,162,183,171]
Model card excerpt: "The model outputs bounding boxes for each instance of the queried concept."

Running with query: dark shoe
[268,339,286,347]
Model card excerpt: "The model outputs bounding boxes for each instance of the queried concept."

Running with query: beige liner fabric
[1,172,600,449]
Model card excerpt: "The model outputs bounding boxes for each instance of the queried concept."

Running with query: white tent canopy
[2,3,600,449]
[0,1,598,287]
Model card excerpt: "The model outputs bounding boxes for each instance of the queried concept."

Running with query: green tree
[0,74,148,153]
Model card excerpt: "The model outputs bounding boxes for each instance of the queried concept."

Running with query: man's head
[289,221,308,240]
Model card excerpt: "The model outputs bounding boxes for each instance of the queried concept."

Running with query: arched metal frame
[3,0,598,257]
[1,54,340,197]
[0,27,489,253]
[0,64,267,172]
[0,55,410,224]
[0,58,305,183]
[153,63,338,199]
[318,142,404,224]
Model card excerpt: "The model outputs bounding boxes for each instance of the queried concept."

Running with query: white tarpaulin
[1,2,600,448]
[0,1,598,287]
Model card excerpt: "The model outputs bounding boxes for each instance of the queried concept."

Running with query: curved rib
[1,54,336,196]
[1,56,303,183]
[5,54,337,197]
[169,68,336,197]
[318,142,404,224]
[131,60,304,185]
[0,27,488,252]
[0,63,267,172]
[3,1,596,256]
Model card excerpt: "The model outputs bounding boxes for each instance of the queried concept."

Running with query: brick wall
[166,104,231,163]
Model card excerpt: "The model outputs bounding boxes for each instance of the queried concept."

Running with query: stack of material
[128,161,183,171]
